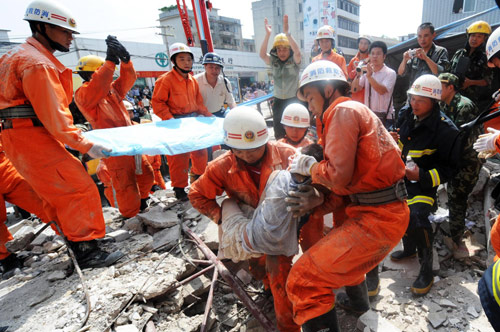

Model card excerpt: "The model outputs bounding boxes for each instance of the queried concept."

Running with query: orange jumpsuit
[312,51,348,78]
[74,60,154,218]
[0,37,105,242]
[96,159,115,208]
[0,139,51,259]
[347,51,369,103]
[146,155,166,190]
[151,69,212,188]
[286,98,410,326]
[485,100,500,131]
[189,141,323,332]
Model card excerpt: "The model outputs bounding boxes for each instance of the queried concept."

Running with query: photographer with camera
[352,41,396,128]
[398,22,449,86]
[347,36,371,103]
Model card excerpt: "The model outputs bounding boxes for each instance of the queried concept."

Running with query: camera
[356,61,366,73]
[408,49,417,58]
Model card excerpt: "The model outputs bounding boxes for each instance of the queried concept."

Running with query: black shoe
[366,265,380,298]
[173,187,188,201]
[302,307,340,332]
[411,228,434,295]
[336,280,370,315]
[0,254,23,279]
[390,231,417,261]
[68,240,123,269]
[140,198,149,211]
[150,184,162,192]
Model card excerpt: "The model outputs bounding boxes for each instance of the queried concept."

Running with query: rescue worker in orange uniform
[312,25,348,77]
[347,36,371,103]
[0,0,121,269]
[189,107,325,332]
[96,159,115,207]
[278,103,314,149]
[286,61,409,331]
[146,155,166,191]
[0,137,51,276]
[74,39,154,218]
[151,42,213,200]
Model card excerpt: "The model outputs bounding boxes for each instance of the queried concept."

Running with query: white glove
[289,153,317,176]
[473,127,500,153]
[492,89,500,102]
[87,143,112,159]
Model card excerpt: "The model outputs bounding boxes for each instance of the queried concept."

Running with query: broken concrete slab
[427,311,447,329]
[182,274,212,304]
[356,310,401,332]
[46,271,66,282]
[108,230,131,242]
[152,225,180,250]
[123,217,143,233]
[115,324,139,332]
[138,205,179,229]
[193,215,219,250]
[42,238,64,253]
[5,226,35,252]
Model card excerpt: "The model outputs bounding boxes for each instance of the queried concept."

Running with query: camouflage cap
[438,72,460,88]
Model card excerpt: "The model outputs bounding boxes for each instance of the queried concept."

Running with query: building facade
[422,0,500,34]
[252,0,360,67]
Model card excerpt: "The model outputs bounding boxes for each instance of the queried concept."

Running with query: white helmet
[407,74,442,100]
[169,42,194,60]
[486,26,500,61]
[297,60,348,101]
[281,103,310,128]
[24,0,79,33]
[316,25,335,40]
[223,106,269,149]
[123,100,134,111]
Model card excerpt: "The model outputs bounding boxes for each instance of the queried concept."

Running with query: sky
[1,0,423,44]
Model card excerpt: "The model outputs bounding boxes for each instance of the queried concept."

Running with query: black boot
[68,240,123,269]
[411,228,434,295]
[173,187,188,201]
[390,231,417,261]
[302,306,340,332]
[0,253,23,279]
[336,279,370,315]
[366,265,380,298]
[140,198,149,211]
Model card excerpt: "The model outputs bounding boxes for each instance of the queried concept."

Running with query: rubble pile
[1,160,499,332]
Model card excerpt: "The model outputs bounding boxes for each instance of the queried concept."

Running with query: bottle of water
[406,156,417,183]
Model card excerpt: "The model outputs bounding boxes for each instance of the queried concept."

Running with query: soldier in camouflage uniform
[449,21,494,111]
[439,73,483,245]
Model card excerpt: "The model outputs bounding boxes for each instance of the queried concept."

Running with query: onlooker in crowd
[141,95,150,112]
[450,20,493,110]
[312,25,348,78]
[194,52,236,118]
[352,41,397,128]
[74,37,155,218]
[347,36,371,103]
[259,14,302,139]
[398,22,449,86]
[390,75,459,296]
[438,73,482,257]
[142,86,151,98]
[151,42,213,200]
[0,0,121,269]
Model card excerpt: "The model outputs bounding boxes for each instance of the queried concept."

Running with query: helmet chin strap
[38,23,69,52]
[176,66,192,74]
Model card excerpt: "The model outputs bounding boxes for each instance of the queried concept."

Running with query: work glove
[289,153,317,176]
[473,127,500,153]
[106,35,130,63]
[493,89,500,102]
[87,143,112,159]
[105,41,120,65]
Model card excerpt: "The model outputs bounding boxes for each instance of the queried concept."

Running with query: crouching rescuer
[285,61,410,331]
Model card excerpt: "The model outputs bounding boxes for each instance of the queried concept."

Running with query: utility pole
[157,25,175,70]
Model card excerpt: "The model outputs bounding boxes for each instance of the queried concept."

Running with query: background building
[252,0,360,67]
[422,0,500,35]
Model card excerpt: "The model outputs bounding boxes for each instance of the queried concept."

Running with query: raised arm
[259,18,272,65]
[283,15,301,64]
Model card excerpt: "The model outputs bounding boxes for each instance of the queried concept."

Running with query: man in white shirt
[194,52,236,117]
[352,41,397,128]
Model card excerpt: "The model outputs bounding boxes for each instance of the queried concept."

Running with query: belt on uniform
[172,112,198,119]
[0,105,37,119]
[1,118,44,129]
[349,180,407,206]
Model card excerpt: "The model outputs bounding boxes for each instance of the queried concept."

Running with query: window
[277,7,281,16]
[453,0,476,13]
[301,39,304,48]
[338,16,359,32]
[338,35,358,49]
[300,21,304,31]
[299,3,302,13]
[337,0,360,16]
